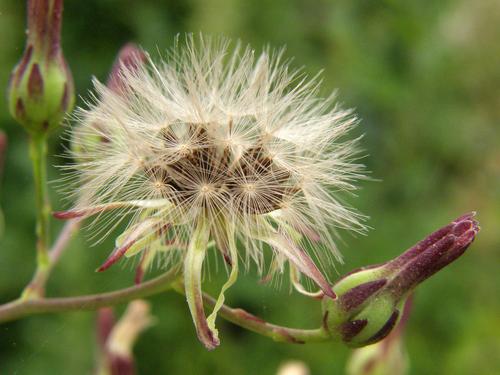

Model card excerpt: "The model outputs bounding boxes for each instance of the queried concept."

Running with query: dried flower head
[56,36,366,349]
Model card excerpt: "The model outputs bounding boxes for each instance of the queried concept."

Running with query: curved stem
[206,294,330,343]
[174,286,331,344]
[0,267,180,324]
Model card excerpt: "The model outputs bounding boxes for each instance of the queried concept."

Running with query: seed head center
[178,143,191,156]
[242,183,257,193]
[200,184,215,195]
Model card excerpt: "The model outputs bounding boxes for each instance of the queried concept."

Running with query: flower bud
[7,0,74,134]
[106,43,147,93]
[346,296,412,375]
[71,43,146,162]
[322,213,479,347]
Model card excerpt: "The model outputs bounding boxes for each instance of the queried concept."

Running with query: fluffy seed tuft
[58,36,367,349]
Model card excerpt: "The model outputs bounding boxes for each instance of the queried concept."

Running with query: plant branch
[49,218,81,264]
[205,293,330,343]
[25,134,51,299]
[173,286,331,344]
[0,267,180,324]
[22,218,81,299]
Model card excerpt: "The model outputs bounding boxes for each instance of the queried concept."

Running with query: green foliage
[0,0,498,374]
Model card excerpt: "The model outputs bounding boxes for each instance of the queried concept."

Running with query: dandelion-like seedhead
[57,36,366,349]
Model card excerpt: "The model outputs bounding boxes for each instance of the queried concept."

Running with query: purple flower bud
[384,212,479,299]
[107,43,147,93]
[7,0,74,134]
[322,213,479,347]
[70,43,147,163]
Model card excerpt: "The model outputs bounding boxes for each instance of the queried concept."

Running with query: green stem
[206,293,330,343]
[23,219,81,300]
[2,263,331,344]
[0,267,180,324]
[174,286,331,344]
[23,134,51,299]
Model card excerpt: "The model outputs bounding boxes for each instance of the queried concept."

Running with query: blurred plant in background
[95,300,154,375]
[0,131,6,237]
[276,360,310,375]
[0,0,498,374]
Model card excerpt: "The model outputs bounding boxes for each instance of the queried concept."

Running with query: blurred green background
[0,0,499,374]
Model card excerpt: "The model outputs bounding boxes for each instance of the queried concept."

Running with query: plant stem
[1,264,331,344]
[23,219,81,299]
[48,219,81,264]
[24,134,51,299]
[0,267,180,324]
[174,286,331,344]
[205,293,330,343]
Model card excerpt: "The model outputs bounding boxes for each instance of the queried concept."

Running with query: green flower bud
[322,213,479,347]
[346,297,412,375]
[7,0,74,134]
[322,267,402,347]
